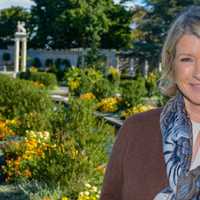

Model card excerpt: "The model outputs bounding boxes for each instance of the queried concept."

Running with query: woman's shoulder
[116,107,163,144]
[124,107,163,128]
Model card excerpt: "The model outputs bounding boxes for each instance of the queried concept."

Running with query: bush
[0,74,54,131]
[93,78,118,99]
[31,57,42,68]
[65,67,120,98]
[45,59,54,68]
[46,59,71,82]
[62,59,71,69]
[120,75,148,108]
[19,71,57,89]
[2,97,115,199]
[2,52,11,62]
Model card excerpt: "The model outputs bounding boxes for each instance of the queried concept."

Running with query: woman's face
[174,34,200,106]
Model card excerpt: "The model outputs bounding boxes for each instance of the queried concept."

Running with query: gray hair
[159,6,200,96]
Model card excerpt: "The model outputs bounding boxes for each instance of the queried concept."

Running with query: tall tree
[0,6,31,48]
[30,0,111,49]
[29,0,132,49]
[101,4,133,49]
[130,0,200,67]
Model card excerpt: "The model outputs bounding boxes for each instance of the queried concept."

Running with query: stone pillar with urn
[14,21,27,77]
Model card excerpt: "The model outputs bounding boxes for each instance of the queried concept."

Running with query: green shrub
[19,72,57,89]
[62,59,71,69]
[120,76,148,108]
[2,97,114,198]
[0,74,54,131]
[45,58,54,68]
[32,97,113,197]
[2,52,11,62]
[65,67,120,98]
[31,57,42,68]
[93,78,118,99]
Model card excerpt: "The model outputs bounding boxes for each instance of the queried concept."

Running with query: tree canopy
[0,6,31,48]
[130,0,200,66]
[0,0,132,50]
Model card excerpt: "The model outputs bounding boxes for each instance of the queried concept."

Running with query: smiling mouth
[190,83,200,88]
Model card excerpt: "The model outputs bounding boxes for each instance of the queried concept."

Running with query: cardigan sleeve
[100,118,130,200]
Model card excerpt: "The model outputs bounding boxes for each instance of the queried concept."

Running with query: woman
[100,6,200,200]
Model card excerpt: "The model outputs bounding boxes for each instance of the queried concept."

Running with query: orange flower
[23,169,32,177]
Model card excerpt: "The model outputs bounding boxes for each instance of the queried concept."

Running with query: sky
[0,0,35,9]
[0,0,141,10]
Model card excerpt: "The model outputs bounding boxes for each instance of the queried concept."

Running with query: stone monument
[14,21,27,76]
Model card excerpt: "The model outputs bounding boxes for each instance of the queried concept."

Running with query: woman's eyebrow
[176,53,194,57]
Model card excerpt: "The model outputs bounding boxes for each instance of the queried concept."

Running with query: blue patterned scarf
[157,92,200,199]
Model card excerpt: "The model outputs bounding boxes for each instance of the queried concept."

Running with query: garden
[0,64,168,200]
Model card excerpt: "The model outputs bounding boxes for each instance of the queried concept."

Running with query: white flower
[85,183,91,188]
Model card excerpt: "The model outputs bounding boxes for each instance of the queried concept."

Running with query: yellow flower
[29,66,38,73]
[61,197,70,200]
[23,169,32,177]
[42,197,52,200]
[96,164,106,175]
[0,120,16,140]
[121,104,155,118]
[32,81,45,89]
[85,183,92,188]
[68,79,80,90]
[80,93,96,100]
[108,66,120,78]
[97,97,119,113]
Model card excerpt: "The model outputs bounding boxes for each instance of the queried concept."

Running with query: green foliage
[31,57,42,68]
[19,71,57,89]
[2,97,114,198]
[101,4,132,49]
[2,52,11,62]
[65,67,120,98]
[45,58,54,68]
[0,6,30,48]
[84,48,107,71]
[120,75,148,108]
[28,0,132,49]
[63,97,115,192]
[93,78,118,100]
[0,74,54,131]
[131,0,200,65]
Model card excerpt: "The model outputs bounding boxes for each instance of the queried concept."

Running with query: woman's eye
[180,57,193,62]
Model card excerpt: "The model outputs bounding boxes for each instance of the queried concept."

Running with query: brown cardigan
[100,108,169,200]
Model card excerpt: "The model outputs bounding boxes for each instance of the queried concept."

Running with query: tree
[29,0,132,49]
[29,0,110,49]
[0,6,31,48]
[129,0,200,67]
[101,4,133,49]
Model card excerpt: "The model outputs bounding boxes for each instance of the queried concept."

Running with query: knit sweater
[100,108,168,200]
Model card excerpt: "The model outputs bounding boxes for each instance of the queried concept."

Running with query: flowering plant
[77,183,100,200]
[79,93,96,101]
[97,97,122,113]
[121,104,155,119]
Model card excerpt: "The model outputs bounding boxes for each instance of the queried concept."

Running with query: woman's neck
[184,98,200,123]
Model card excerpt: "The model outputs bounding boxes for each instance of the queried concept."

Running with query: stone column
[21,37,27,72]
[129,58,135,77]
[159,62,162,72]
[14,37,20,74]
[144,60,149,78]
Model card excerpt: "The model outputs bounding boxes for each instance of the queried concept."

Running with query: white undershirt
[190,120,200,170]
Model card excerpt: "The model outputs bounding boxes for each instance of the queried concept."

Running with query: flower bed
[0,67,168,199]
